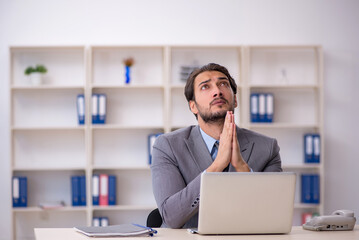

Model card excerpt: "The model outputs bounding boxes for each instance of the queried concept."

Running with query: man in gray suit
[151,63,282,229]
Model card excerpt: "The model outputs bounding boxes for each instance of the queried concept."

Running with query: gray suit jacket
[150,125,282,229]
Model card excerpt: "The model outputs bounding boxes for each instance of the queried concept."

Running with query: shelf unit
[242,45,324,226]
[9,46,87,240]
[10,45,323,239]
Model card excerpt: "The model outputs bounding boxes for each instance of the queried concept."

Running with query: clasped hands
[207,111,250,172]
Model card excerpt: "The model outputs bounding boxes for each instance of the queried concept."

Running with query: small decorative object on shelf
[123,57,134,84]
[24,64,48,85]
[280,68,288,84]
[179,63,199,82]
[38,200,65,210]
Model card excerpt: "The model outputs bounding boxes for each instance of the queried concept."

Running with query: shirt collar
[199,127,218,154]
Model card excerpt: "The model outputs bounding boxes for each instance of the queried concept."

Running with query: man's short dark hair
[184,63,237,103]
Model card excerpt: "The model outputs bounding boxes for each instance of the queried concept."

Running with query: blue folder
[71,176,80,206]
[301,174,312,203]
[77,94,85,125]
[92,94,99,124]
[258,93,266,122]
[92,174,99,206]
[148,133,163,165]
[313,134,320,163]
[304,134,314,163]
[108,175,116,206]
[250,93,259,122]
[265,93,274,123]
[311,174,320,204]
[98,94,107,124]
[80,175,87,206]
[13,176,27,207]
[301,174,320,204]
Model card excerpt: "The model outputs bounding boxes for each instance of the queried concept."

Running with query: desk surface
[35,225,359,240]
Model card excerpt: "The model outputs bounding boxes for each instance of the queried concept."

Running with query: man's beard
[195,97,235,123]
[198,109,228,123]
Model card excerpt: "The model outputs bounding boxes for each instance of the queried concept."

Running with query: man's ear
[234,95,238,108]
[189,100,198,115]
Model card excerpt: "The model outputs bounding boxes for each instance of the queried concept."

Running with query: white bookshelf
[10,45,324,239]
[243,45,324,226]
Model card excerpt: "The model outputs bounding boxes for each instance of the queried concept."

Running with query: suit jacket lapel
[237,126,254,164]
[184,126,213,172]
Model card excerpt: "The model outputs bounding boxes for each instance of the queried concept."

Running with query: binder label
[13,177,19,199]
[305,135,313,155]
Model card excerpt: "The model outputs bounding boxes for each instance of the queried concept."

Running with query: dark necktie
[211,141,229,172]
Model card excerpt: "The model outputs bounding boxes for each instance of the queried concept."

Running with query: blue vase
[125,66,131,84]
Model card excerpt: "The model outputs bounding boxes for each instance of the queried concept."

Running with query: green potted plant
[24,64,47,85]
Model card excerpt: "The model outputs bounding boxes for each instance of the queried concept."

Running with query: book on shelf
[301,174,320,204]
[77,94,85,125]
[12,176,27,207]
[148,133,163,165]
[92,93,107,124]
[250,93,274,123]
[304,134,320,163]
[94,174,117,206]
[71,175,86,206]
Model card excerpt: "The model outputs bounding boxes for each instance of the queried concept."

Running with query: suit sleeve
[262,138,282,172]
[150,135,201,228]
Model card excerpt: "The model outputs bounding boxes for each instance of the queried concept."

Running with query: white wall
[1,0,358,239]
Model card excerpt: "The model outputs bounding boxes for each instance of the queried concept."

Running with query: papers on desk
[74,223,157,237]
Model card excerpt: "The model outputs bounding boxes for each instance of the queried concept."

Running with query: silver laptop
[193,172,296,235]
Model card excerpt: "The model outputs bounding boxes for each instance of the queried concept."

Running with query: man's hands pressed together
[207,111,251,172]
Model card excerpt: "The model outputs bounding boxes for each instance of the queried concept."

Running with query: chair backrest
[146,208,163,228]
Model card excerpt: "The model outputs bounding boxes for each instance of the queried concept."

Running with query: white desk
[35,225,359,240]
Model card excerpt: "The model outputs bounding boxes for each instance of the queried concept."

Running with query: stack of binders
[71,175,86,206]
[92,174,116,206]
[12,176,27,207]
[148,133,163,165]
[250,93,274,123]
[77,94,108,125]
[93,217,109,227]
[92,94,107,124]
[304,134,321,163]
[301,174,320,204]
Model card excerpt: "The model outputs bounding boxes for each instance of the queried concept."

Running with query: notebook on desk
[190,172,296,235]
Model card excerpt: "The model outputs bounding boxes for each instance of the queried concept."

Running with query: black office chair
[146,208,163,228]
